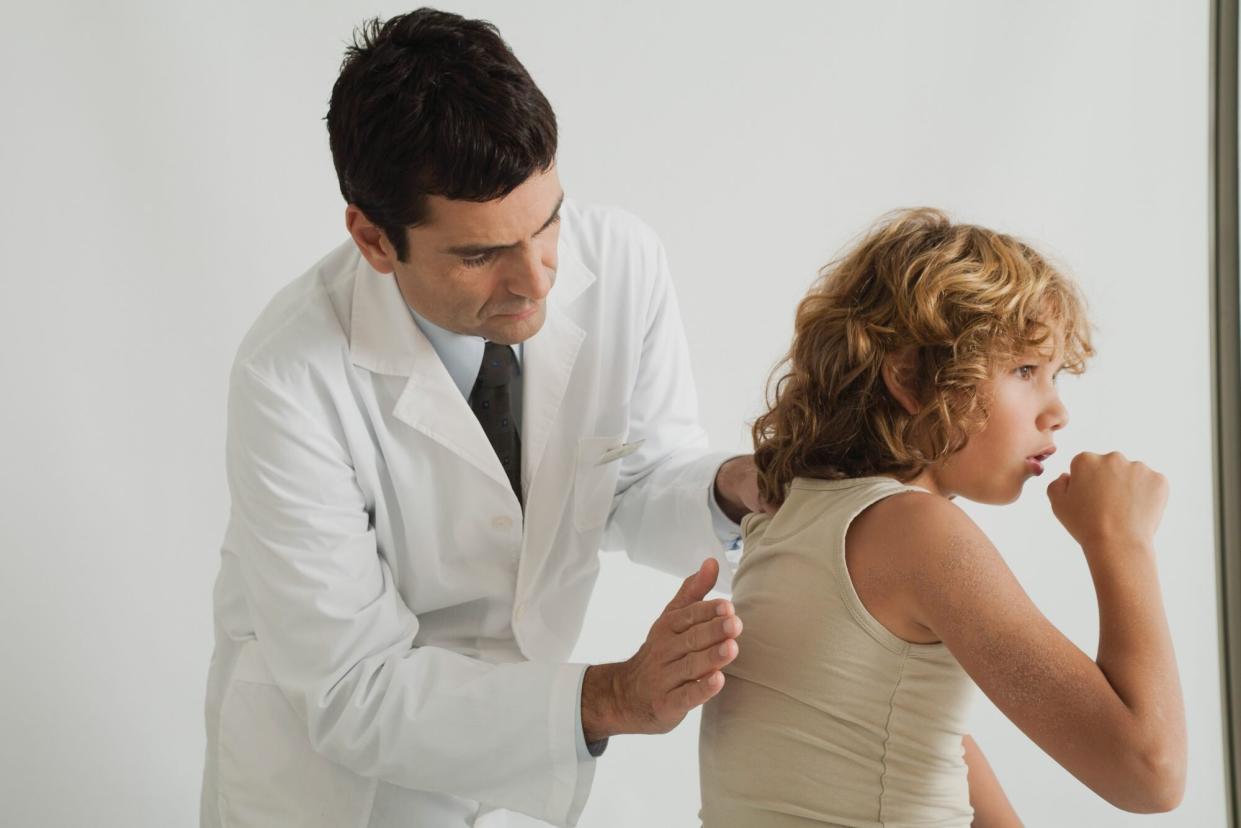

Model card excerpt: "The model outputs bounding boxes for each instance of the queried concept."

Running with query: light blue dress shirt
[405,304,741,760]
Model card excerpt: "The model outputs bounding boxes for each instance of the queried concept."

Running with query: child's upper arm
[865,493,1143,800]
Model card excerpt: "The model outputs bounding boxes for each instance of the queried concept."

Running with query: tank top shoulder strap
[788,476,938,654]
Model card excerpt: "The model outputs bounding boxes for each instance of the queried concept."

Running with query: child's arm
[861,452,1185,812]
[963,735,1022,827]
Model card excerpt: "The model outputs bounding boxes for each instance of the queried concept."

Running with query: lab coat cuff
[685,450,742,532]
[561,664,597,826]
[696,450,745,589]
[574,666,608,761]
[707,455,746,551]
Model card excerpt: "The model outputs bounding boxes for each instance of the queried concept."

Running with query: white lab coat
[200,200,735,828]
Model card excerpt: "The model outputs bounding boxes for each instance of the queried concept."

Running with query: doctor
[201,8,760,828]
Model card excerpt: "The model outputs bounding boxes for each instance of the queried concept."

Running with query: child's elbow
[1114,744,1186,813]
[1137,751,1186,813]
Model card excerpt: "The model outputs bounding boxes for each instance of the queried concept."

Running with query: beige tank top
[699,476,975,827]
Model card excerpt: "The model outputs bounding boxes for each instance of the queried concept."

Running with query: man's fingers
[664,558,720,612]
[685,615,739,655]
[678,614,742,656]
[674,637,738,685]
[669,671,725,713]
[667,598,734,634]
[621,558,733,733]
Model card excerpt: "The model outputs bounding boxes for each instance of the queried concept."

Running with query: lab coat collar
[348,254,423,379]
[348,262,508,490]
[404,304,522,401]
[520,239,594,492]
[347,234,594,378]
[347,236,596,500]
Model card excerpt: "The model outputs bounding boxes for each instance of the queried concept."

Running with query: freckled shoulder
[847,490,982,569]
[846,491,996,637]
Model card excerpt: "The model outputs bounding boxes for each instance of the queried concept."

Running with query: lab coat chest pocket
[573,435,625,532]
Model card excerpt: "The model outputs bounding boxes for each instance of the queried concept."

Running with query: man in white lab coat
[201,9,760,827]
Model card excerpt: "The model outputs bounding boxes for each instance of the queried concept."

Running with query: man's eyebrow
[538,193,565,233]
[443,193,565,257]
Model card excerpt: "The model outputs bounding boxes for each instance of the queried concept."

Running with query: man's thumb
[667,558,719,610]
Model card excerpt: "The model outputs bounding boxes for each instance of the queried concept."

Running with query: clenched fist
[1046,451,1169,554]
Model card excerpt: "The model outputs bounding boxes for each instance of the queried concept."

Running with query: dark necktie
[469,341,522,504]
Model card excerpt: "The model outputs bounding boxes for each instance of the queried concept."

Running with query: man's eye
[461,252,495,269]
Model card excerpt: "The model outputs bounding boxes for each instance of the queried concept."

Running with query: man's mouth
[493,304,539,321]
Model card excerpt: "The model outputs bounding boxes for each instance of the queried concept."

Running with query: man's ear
[345,204,398,275]
[881,348,922,415]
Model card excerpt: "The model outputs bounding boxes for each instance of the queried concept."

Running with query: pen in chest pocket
[597,440,644,465]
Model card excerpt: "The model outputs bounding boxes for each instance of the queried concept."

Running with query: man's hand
[581,559,741,742]
[713,454,767,522]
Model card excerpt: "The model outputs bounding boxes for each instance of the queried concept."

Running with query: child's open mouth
[1026,447,1056,475]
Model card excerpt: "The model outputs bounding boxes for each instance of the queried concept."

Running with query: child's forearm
[1084,539,1186,804]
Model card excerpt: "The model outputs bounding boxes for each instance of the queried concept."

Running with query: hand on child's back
[1045,452,1169,552]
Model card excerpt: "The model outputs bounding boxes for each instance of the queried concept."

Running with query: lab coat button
[492,516,513,530]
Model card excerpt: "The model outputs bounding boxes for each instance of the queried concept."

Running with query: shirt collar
[405,304,522,399]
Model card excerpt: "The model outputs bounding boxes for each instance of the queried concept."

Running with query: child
[699,209,1185,827]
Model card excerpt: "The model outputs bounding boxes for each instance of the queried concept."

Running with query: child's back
[698,208,1185,824]
[700,477,974,828]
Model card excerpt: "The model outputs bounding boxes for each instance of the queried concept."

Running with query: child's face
[931,347,1070,505]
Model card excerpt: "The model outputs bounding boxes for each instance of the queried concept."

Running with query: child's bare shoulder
[848,490,995,573]
[847,491,1005,640]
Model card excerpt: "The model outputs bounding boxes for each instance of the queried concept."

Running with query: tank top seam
[876,649,910,827]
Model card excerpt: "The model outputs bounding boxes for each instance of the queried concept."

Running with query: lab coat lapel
[522,242,595,493]
[349,261,512,492]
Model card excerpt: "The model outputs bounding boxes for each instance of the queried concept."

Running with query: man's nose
[509,243,554,300]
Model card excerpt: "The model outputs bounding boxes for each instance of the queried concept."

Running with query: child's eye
[1016,365,1036,380]
[461,251,496,269]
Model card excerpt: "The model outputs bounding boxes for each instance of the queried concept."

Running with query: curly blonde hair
[753,208,1094,505]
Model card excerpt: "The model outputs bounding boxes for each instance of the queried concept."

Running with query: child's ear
[881,348,922,415]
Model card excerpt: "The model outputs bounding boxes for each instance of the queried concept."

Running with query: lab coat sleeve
[226,362,591,826]
[599,235,739,592]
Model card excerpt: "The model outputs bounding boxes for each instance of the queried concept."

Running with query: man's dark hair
[326,8,558,261]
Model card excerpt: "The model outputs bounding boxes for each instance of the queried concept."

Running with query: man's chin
[483,305,546,345]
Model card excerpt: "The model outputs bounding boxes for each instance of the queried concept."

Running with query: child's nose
[1040,394,1069,431]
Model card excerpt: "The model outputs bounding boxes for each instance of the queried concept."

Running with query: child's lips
[1025,447,1055,476]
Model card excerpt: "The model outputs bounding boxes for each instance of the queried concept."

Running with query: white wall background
[0,1,1224,826]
